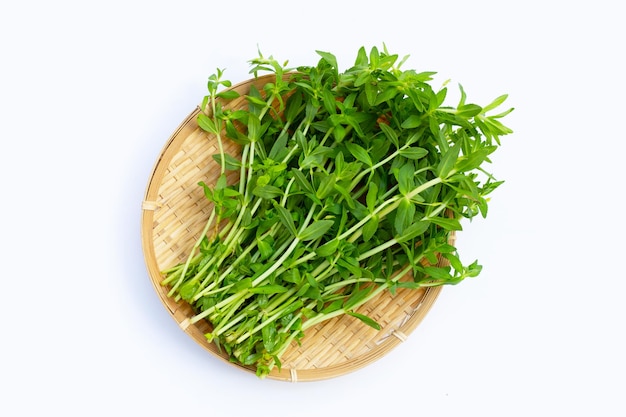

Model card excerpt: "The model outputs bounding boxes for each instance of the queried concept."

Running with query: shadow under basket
[140,74,451,382]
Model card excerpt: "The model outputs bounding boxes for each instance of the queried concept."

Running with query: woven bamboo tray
[141,74,451,382]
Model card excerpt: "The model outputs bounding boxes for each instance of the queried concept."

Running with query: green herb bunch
[161,45,513,378]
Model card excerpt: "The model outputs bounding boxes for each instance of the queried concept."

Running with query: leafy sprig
[161,45,514,378]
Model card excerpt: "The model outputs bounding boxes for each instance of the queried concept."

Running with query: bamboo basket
[141,74,451,382]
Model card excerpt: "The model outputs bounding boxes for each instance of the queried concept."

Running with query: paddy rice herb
[161,45,514,378]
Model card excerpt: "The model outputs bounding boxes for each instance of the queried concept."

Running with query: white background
[2,1,624,416]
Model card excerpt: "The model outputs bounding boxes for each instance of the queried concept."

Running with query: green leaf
[298,220,334,241]
[436,141,461,179]
[347,311,381,330]
[300,145,333,169]
[224,119,250,145]
[197,181,213,201]
[394,198,415,235]
[378,51,399,71]
[273,202,297,237]
[482,94,509,113]
[354,46,368,67]
[432,87,448,110]
[481,115,514,136]
[374,87,399,106]
[257,237,274,260]
[246,93,268,109]
[362,215,379,242]
[337,256,363,278]
[197,113,218,134]
[247,113,261,141]
[424,266,453,280]
[316,239,340,257]
[454,146,496,173]
[366,182,378,212]
[249,284,289,295]
[253,185,283,199]
[369,46,380,68]
[395,281,422,290]
[262,322,278,352]
[378,123,399,149]
[333,183,356,209]
[364,82,377,106]
[316,50,338,70]
[333,124,347,142]
[457,84,467,107]
[241,207,253,229]
[178,280,198,302]
[304,286,321,301]
[406,89,426,112]
[273,355,282,372]
[344,114,366,138]
[401,115,423,129]
[396,220,430,243]
[429,117,447,150]
[304,101,319,123]
[285,91,303,123]
[336,160,362,183]
[316,173,337,200]
[256,173,271,187]
[291,168,316,195]
[467,260,483,277]
[397,163,415,196]
[212,153,241,170]
[215,173,227,190]
[230,278,252,293]
[490,107,514,120]
[268,131,289,160]
[456,103,482,118]
[343,286,373,310]
[345,142,372,166]
[280,300,304,318]
[321,299,343,314]
[429,216,462,231]
[443,252,464,273]
[398,147,428,160]
[322,89,337,114]
[216,90,240,100]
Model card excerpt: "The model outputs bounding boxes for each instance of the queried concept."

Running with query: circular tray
[141,74,448,382]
